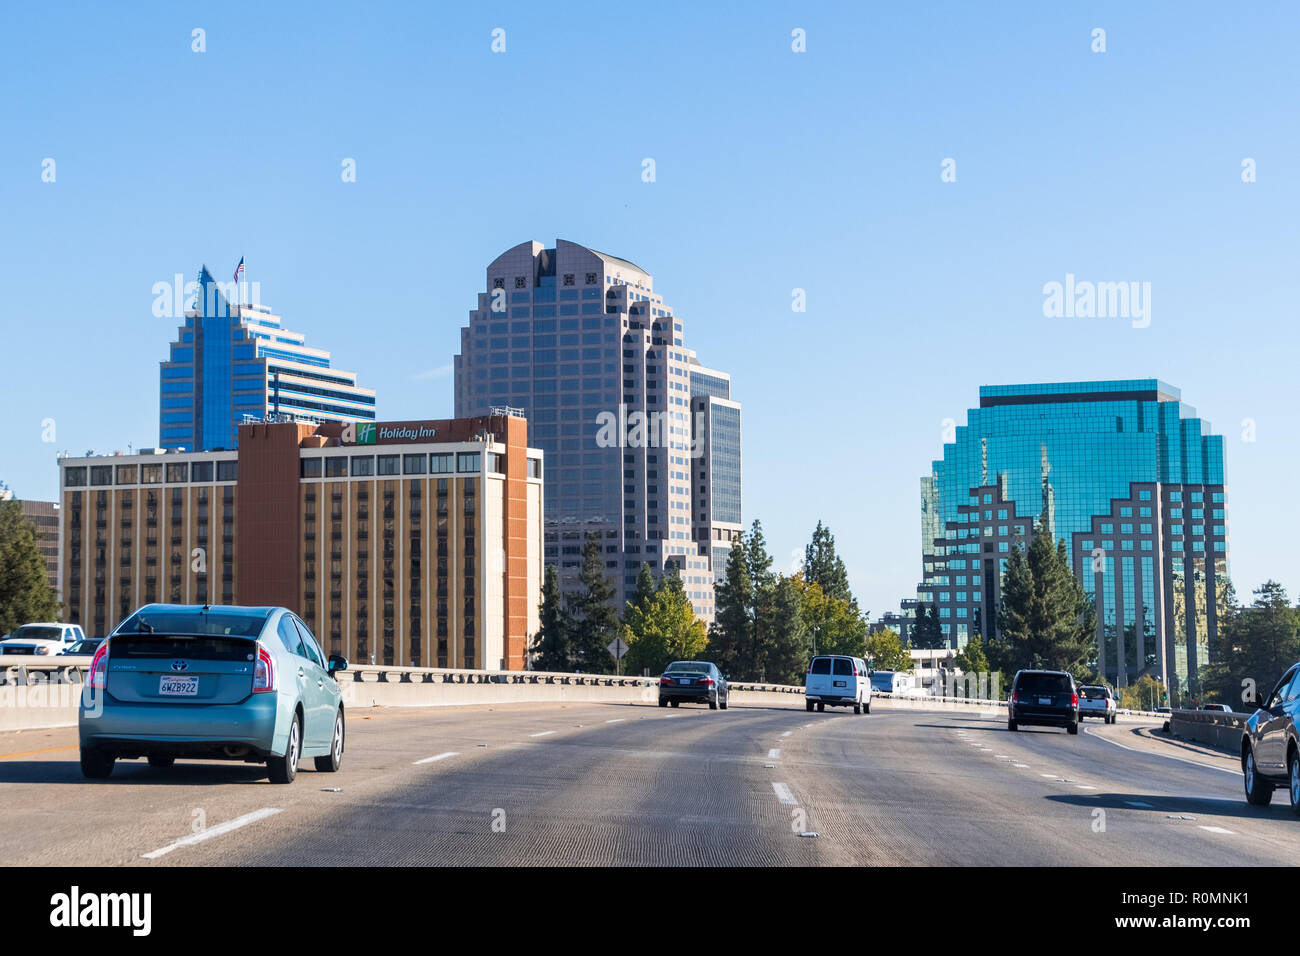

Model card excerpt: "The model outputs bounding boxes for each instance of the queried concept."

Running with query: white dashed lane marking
[768,749,781,759]
[142,808,282,860]
[528,731,556,738]
[414,751,459,765]
[772,782,797,805]
[1199,826,1235,835]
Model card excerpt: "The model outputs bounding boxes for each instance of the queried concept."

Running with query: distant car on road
[1241,662,1300,813]
[1155,706,1173,714]
[658,661,728,710]
[1078,684,1117,724]
[1203,703,1234,713]
[805,655,871,714]
[79,603,348,783]
[870,670,915,696]
[1008,670,1079,735]
[59,638,104,656]
[1,623,86,656]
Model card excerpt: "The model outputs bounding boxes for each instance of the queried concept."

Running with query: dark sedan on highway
[1241,661,1300,813]
[658,661,729,710]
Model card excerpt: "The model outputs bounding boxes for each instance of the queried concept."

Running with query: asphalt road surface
[1,699,1293,866]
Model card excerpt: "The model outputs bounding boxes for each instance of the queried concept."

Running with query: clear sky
[2,1,1297,617]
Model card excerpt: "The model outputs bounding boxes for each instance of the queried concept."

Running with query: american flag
[233,257,245,282]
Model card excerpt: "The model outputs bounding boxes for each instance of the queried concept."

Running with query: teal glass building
[159,266,376,450]
[919,380,1228,698]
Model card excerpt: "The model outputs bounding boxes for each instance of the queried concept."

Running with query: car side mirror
[328,655,349,674]
[724,673,730,681]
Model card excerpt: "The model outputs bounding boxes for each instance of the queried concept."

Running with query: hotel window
[217,461,237,481]
[192,461,213,482]
[91,466,112,486]
[65,466,87,487]
[378,455,400,476]
[430,453,453,474]
[301,458,322,478]
[1139,507,1152,517]
[1119,507,1133,517]
[116,464,137,484]
[1120,523,1133,534]
[1139,490,1152,501]
[1171,508,1183,518]
[457,452,481,473]
[1101,523,1113,534]
[1170,492,1182,502]
[325,456,348,478]
[351,455,374,477]
[142,464,163,484]
[166,463,189,483]
[404,454,427,475]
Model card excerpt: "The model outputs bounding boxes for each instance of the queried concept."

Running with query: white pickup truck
[0,623,87,656]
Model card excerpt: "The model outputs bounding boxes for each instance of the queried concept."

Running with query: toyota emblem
[171,660,188,672]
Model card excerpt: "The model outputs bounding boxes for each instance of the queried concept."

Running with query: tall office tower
[917,380,1228,697]
[455,240,741,621]
[158,265,376,451]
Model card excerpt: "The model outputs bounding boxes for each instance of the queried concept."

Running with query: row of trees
[1200,581,1300,709]
[0,493,60,636]
[531,521,894,682]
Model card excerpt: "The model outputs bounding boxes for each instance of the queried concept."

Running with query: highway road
[1,699,1295,866]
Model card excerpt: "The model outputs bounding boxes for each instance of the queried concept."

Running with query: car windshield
[9,625,62,642]
[114,609,268,637]
[1081,687,1109,699]
[665,662,710,674]
[1017,673,1071,694]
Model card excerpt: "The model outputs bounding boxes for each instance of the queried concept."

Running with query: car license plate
[834,680,847,687]
[1038,697,1052,706]
[159,676,199,696]
[680,678,691,685]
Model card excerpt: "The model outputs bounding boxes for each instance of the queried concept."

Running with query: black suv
[1008,670,1079,735]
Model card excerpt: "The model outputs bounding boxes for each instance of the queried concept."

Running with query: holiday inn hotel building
[58,414,543,670]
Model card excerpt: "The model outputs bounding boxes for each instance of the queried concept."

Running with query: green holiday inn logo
[343,422,376,444]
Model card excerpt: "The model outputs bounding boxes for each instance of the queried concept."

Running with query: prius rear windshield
[1016,673,1072,694]
[115,610,268,637]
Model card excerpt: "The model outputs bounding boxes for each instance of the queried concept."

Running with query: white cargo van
[805,655,871,714]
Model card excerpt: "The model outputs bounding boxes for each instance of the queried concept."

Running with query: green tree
[912,602,944,649]
[953,633,990,674]
[531,564,571,671]
[804,521,851,604]
[994,519,1096,679]
[865,627,913,672]
[623,564,708,676]
[794,575,866,658]
[755,575,810,685]
[709,537,753,679]
[0,498,59,636]
[1119,674,1163,711]
[567,533,618,673]
[1201,581,1300,709]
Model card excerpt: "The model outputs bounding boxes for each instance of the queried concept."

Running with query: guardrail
[1168,708,1248,755]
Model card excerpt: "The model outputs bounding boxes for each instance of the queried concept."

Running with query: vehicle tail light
[661,676,673,685]
[88,641,109,689]
[1070,692,1079,708]
[253,643,276,694]
[702,678,714,687]
[1011,690,1019,704]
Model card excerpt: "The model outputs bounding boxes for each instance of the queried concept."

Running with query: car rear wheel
[709,696,718,710]
[853,701,861,714]
[1008,719,1018,732]
[817,702,825,712]
[659,699,668,708]
[1244,748,1273,806]
[719,695,728,710]
[315,710,344,773]
[805,700,814,712]
[147,755,175,769]
[80,746,114,779]
[268,713,301,784]
[863,700,870,714]
[670,700,680,708]
[1067,720,1079,735]
[1289,750,1300,817]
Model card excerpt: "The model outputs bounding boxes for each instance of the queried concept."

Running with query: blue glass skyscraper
[158,266,376,450]
[918,380,1228,697]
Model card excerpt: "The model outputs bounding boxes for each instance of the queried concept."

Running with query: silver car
[79,604,347,784]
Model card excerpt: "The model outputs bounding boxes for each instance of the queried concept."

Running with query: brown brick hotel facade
[58,413,543,670]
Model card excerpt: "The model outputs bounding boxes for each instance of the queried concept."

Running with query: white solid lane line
[142,808,282,860]
[772,782,797,805]
[768,748,781,759]
[605,719,625,723]
[1083,725,1240,776]
[1199,825,1235,835]
[781,731,793,738]
[414,751,459,765]
[528,731,557,738]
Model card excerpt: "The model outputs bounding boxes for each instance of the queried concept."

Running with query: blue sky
[2,1,1297,616]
